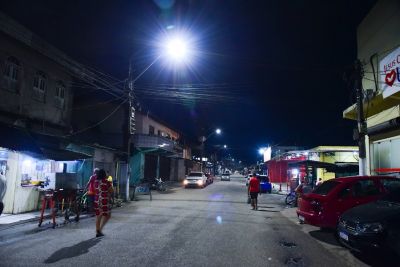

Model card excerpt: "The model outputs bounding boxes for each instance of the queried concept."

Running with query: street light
[125,31,194,200]
[200,128,222,172]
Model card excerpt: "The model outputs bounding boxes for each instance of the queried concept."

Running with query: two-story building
[0,12,125,213]
[132,112,191,184]
[342,0,400,177]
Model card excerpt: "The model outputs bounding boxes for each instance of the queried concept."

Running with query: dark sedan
[337,186,400,255]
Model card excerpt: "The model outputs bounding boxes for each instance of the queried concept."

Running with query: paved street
[0,175,394,267]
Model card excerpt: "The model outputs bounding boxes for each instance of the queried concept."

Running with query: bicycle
[285,191,298,207]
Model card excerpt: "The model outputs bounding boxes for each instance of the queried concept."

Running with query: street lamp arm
[132,55,162,83]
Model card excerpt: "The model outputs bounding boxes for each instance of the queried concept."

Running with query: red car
[297,176,399,229]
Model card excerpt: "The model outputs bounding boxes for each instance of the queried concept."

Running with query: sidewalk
[271,182,290,195]
[0,183,183,229]
[0,211,43,226]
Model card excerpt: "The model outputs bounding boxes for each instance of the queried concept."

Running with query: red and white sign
[380,46,400,98]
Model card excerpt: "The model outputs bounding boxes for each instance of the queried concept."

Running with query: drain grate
[280,241,297,248]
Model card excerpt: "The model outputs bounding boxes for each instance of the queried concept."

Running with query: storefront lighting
[22,159,32,167]
[292,169,299,175]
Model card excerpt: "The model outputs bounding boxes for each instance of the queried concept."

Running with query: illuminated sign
[380,46,400,98]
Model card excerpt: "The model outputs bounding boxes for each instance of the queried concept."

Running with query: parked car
[297,176,398,229]
[257,175,272,193]
[337,185,400,254]
[183,172,208,188]
[205,173,214,185]
[221,172,230,181]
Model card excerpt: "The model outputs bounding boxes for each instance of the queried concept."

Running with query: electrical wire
[65,98,128,137]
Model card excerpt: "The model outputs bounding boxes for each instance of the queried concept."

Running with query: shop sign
[380,46,400,98]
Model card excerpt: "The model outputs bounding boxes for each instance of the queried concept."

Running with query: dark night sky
[1,0,376,163]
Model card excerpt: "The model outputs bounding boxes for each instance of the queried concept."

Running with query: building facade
[343,0,400,177]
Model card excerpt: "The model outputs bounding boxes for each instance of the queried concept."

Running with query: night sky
[1,0,376,163]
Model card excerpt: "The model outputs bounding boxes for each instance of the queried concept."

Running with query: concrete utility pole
[126,62,136,201]
[354,60,367,176]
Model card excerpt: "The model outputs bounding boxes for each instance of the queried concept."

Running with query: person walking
[86,168,99,215]
[94,169,113,237]
[248,173,260,210]
[0,170,6,215]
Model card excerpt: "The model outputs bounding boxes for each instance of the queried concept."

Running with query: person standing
[86,168,99,215]
[0,170,6,215]
[94,169,113,237]
[248,173,260,210]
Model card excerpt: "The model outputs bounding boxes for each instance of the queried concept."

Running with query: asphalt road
[0,175,382,266]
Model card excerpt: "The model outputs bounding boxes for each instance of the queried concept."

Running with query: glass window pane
[380,141,391,168]
[390,138,400,169]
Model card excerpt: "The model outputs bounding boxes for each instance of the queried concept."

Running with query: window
[381,178,400,193]
[4,57,20,81]
[2,56,20,93]
[149,125,155,135]
[337,187,351,199]
[313,180,340,195]
[33,71,47,102]
[54,81,65,108]
[352,180,380,197]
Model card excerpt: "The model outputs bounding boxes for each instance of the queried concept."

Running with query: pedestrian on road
[94,169,113,237]
[0,170,6,215]
[316,178,323,187]
[86,168,99,215]
[248,173,260,210]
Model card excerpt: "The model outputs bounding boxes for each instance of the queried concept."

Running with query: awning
[288,160,358,173]
[0,123,91,160]
[343,91,400,120]
[0,123,43,157]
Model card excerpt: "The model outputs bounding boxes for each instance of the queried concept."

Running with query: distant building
[342,0,400,177]
[267,146,359,191]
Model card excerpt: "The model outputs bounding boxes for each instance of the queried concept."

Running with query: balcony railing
[133,134,182,155]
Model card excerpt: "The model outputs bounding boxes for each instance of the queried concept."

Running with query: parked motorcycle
[151,177,167,192]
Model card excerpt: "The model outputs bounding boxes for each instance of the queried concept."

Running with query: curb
[0,213,93,231]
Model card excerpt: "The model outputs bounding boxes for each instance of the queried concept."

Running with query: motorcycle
[151,177,167,192]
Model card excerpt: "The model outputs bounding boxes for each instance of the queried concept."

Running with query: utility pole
[126,62,136,201]
[354,60,367,176]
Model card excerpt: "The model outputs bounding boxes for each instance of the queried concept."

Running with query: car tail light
[310,199,322,213]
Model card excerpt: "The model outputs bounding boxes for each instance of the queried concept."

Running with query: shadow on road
[351,249,398,266]
[44,238,101,264]
[309,229,340,246]
[256,209,280,213]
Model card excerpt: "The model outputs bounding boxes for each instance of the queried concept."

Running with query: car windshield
[379,188,400,204]
[188,173,202,177]
[313,180,340,195]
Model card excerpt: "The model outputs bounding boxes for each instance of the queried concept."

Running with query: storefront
[0,146,88,214]
[369,131,400,176]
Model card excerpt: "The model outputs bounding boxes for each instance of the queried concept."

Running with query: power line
[65,98,128,137]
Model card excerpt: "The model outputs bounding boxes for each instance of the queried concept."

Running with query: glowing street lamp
[165,37,189,62]
[200,128,223,172]
[125,30,194,201]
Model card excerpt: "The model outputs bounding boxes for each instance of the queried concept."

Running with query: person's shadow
[44,238,101,264]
